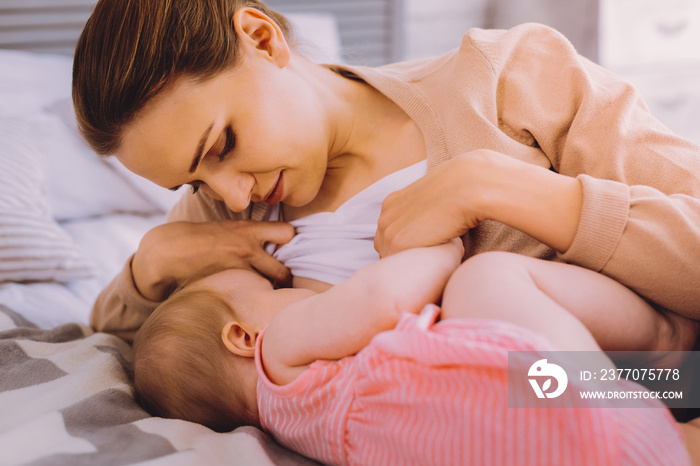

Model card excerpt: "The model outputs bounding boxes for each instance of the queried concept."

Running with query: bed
[0,5,380,464]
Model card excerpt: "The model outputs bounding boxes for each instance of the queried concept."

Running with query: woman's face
[117,54,332,212]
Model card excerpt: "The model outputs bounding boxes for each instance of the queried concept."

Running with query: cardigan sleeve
[471,23,700,318]
[90,192,255,342]
[89,254,161,343]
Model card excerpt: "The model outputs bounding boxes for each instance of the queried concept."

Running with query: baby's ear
[221,322,257,358]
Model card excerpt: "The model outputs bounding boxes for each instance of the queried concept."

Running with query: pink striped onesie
[255,306,689,466]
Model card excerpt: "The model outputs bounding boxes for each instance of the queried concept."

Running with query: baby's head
[132,268,312,431]
[133,286,256,432]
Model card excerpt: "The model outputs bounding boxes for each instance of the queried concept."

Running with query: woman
[73,0,700,349]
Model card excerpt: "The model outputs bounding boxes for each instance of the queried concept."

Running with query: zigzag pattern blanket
[0,305,317,466]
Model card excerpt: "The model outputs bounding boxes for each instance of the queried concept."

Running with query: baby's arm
[262,240,463,385]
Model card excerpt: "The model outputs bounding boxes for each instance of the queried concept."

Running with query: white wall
[403,0,488,60]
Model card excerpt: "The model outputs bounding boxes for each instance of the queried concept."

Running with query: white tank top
[273,160,427,285]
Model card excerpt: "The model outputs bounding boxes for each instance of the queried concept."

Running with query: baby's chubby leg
[440,251,677,354]
[679,417,700,464]
[441,253,700,464]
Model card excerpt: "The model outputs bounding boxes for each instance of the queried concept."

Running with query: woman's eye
[216,126,236,162]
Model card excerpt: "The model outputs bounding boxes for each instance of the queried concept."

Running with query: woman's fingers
[229,221,295,283]
[245,220,296,248]
[249,251,292,286]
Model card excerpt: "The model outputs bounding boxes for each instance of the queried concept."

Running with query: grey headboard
[0,0,96,55]
[266,0,404,66]
[0,0,404,66]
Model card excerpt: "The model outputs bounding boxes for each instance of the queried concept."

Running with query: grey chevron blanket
[0,305,317,466]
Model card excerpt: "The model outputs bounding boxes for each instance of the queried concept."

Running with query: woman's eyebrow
[190,122,215,173]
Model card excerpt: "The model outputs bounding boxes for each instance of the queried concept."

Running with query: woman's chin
[283,190,317,208]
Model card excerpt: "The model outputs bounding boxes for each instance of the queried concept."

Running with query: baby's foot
[647,312,700,369]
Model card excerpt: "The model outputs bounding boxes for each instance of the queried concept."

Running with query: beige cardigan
[92,23,700,342]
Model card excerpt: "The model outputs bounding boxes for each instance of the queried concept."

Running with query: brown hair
[132,286,255,432]
[72,0,292,155]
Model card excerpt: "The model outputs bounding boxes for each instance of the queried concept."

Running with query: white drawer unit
[623,66,700,143]
[600,0,700,144]
[600,0,700,69]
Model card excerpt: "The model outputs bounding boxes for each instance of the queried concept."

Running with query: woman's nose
[203,173,255,212]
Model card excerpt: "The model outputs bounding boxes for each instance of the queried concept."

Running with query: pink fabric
[256,307,689,465]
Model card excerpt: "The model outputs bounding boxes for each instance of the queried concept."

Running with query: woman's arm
[376,23,700,320]
[261,240,463,385]
[90,193,293,342]
[375,149,583,255]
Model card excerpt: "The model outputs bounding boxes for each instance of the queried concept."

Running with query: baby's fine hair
[132,287,254,432]
[72,0,292,156]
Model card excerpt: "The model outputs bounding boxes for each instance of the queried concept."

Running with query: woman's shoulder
[353,23,571,87]
[347,23,573,86]
[461,23,578,68]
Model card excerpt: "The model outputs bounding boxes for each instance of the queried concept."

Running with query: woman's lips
[264,172,284,205]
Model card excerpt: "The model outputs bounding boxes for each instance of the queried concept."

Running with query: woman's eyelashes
[217,126,236,161]
[190,181,202,194]
[188,127,235,195]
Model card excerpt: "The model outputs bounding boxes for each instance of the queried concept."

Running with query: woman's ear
[221,321,258,358]
[233,8,291,67]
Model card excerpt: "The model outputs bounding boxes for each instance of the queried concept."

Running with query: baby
[132,241,696,465]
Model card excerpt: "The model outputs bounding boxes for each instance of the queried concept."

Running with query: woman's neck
[324,67,411,167]
[284,61,426,220]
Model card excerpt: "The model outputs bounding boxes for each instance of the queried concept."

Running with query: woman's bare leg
[440,251,675,354]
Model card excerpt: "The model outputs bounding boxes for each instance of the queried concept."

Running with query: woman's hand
[374,149,583,257]
[374,151,491,257]
[132,220,295,301]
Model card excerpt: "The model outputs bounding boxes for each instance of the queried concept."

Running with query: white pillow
[0,116,96,283]
[46,98,184,215]
[102,156,185,213]
[0,50,182,220]
[0,49,73,118]
[44,99,173,220]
